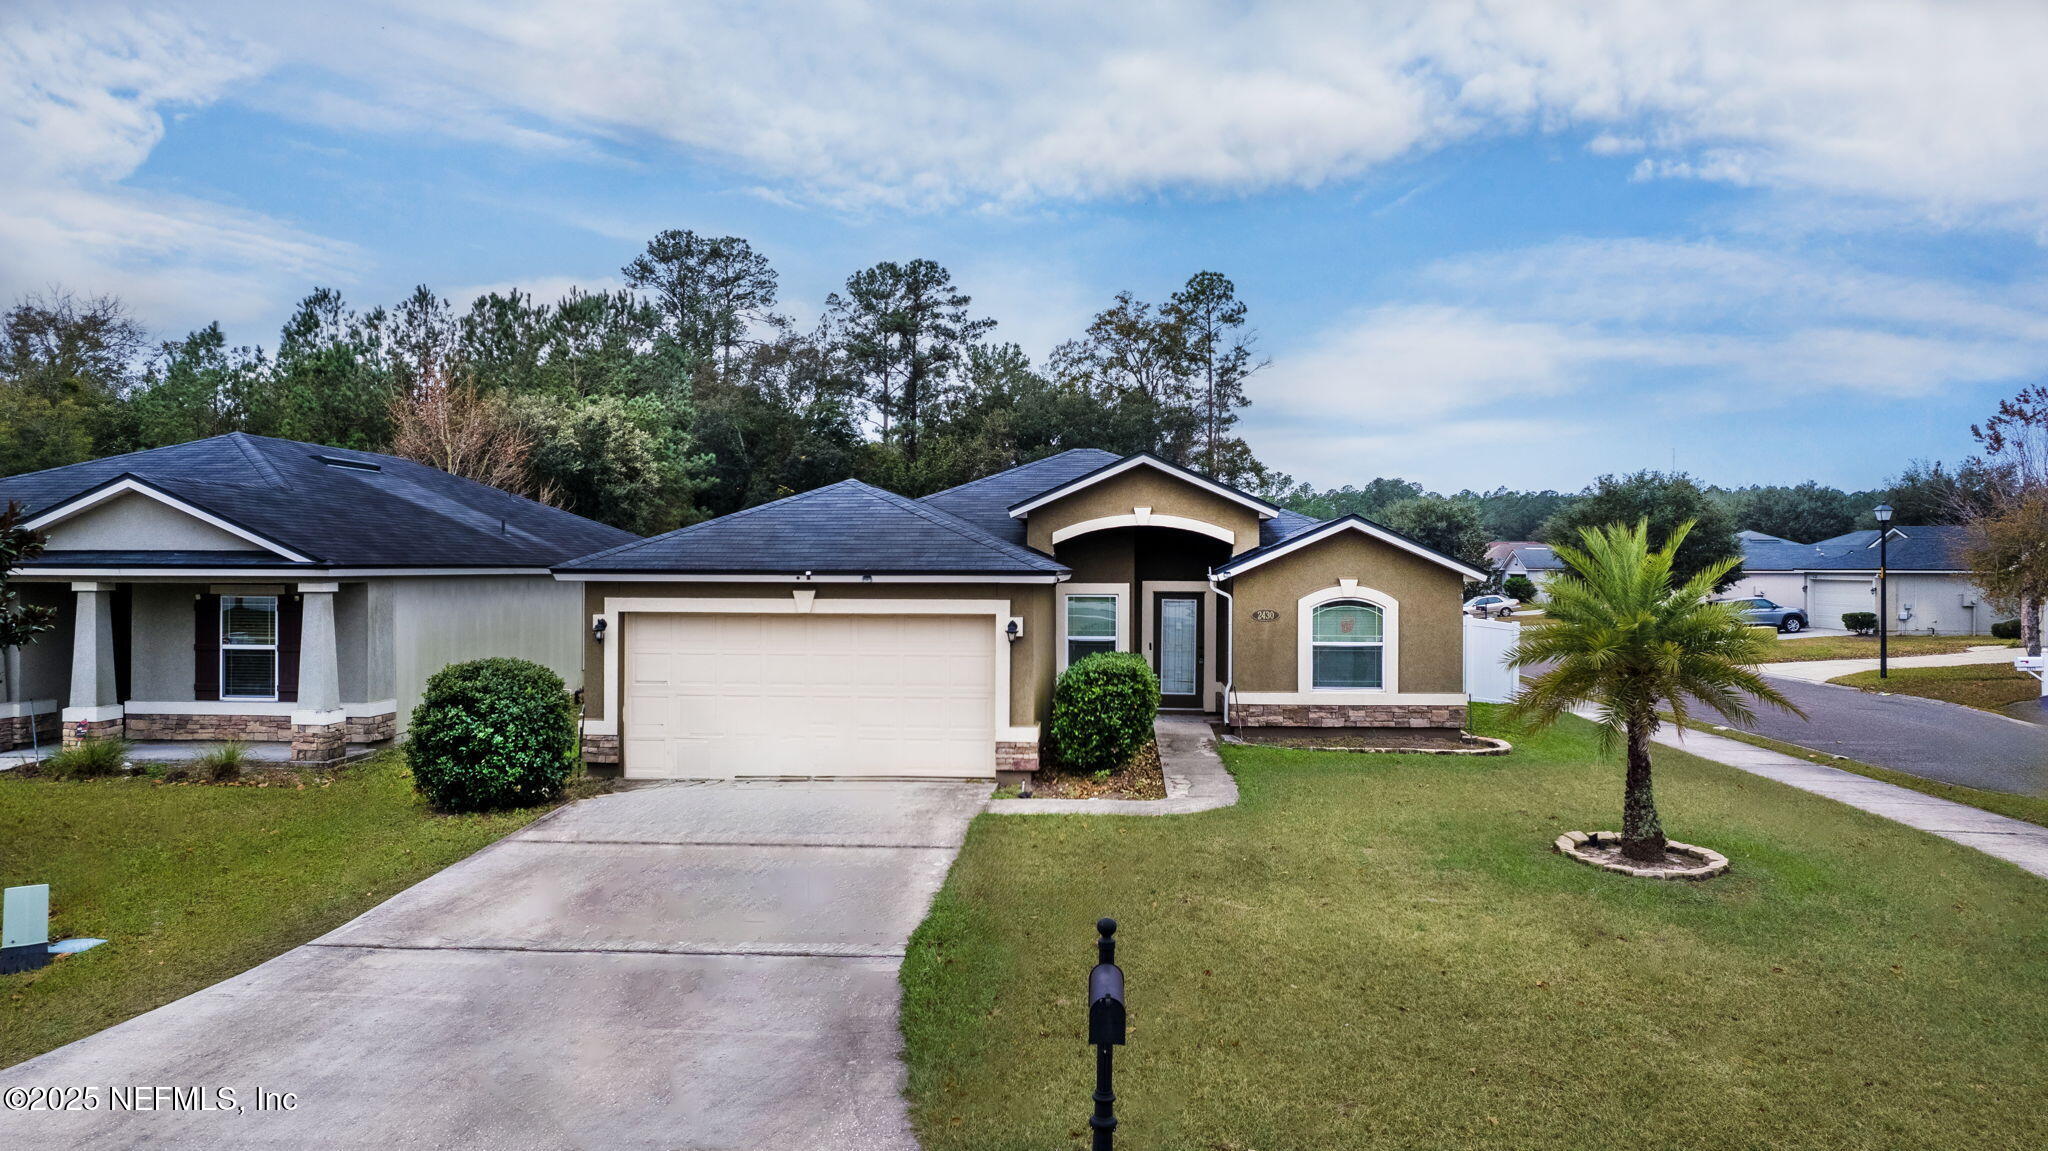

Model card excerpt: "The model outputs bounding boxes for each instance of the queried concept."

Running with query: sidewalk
[986,713,1238,815]
[1762,645,2021,684]
[1649,721,2048,879]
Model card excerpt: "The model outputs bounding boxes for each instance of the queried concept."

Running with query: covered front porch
[1,579,396,765]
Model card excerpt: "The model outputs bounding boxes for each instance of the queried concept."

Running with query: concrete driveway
[0,779,989,1149]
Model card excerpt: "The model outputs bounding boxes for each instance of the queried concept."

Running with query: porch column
[62,582,122,746]
[291,583,345,764]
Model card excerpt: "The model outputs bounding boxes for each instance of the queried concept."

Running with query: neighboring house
[1727,526,2007,635]
[557,449,1486,782]
[1499,544,1566,591]
[0,434,634,762]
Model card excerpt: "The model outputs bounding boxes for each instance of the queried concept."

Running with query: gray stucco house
[1726,525,2016,635]
[0,434,633,763]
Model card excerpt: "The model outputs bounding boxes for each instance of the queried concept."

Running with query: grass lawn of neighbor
[1830,662,2041,715]
[1752,633,2014,663]
[901,706,2048,1150]
[0,751,569,1069]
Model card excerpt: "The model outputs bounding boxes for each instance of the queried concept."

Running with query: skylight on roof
[316,454,382,472]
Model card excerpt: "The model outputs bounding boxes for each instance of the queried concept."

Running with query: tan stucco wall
[1025,469,1264,556]
[578,581,1055,729]
[1226,533,1466,694]
[43,494,267,552]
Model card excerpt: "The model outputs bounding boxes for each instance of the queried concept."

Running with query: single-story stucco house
[557,449,1486,782]
[1725,526,2014,635]
[1490,542,1565,592]
[0,433,634,762]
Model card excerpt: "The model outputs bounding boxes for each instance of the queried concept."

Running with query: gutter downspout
[1209,570,1233,728]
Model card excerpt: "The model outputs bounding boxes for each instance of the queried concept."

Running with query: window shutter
[278,594,303,704]
[193,594,220,701]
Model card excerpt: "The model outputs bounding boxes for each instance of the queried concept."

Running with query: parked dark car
[1723,597,1807,633]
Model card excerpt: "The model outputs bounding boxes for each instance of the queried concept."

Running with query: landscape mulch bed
[1025,740,1165,799]
[1226,728,1494,752]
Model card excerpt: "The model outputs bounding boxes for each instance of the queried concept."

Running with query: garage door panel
[622,612,995,779]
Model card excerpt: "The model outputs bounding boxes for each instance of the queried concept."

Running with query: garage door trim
[585,594,1019,754]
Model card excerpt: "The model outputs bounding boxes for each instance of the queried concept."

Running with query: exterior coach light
[1006,618,1023,642]
[592,617,608,644]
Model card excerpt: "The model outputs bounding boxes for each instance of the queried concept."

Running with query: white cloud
[1247,238,2048,485]
[0,3,357,334]
[212,0,2048,220]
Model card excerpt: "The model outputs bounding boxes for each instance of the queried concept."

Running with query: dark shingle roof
[916,449,1124,544]
[1741,526,1975,573]
[1508,544,1566,571]
[557,479,1067,575]
[0,433,635,568]
[1213,513,1488,580]
[1259,508,1324,548]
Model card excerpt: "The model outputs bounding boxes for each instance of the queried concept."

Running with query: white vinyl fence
[1463,616,1522,704]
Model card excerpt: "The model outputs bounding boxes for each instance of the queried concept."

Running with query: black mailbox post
[1087,917,1125,1150]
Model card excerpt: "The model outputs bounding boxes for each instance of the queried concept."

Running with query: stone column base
[344,711,397,743]
[0,711,59,751]
[63,717,125,747]
[995,740,1040,788]
[291,721,347,765]
[581,733,620,764]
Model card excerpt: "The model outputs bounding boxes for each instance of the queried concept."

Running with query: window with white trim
[220,595,280,700]
[1311,600,1384,689]
[1065,595,1118,666]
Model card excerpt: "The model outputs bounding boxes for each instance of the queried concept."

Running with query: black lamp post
[1874,503,1893,679]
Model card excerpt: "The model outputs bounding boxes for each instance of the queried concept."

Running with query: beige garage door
[622,612,996,779]
[1808,577,1875,629]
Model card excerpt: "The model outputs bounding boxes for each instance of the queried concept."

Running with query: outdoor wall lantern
[592,617,608,644]
[1006,617,1023,642]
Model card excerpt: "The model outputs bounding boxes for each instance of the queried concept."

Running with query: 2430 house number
[1251,609,1279,622]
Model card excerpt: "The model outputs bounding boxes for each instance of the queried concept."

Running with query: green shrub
[1502,574,1538,603]
[406,657,578,812]
[44,736,131,780]
[1992,619,2022,640]
[1841,611,1878,635]
[1048,652,1160,771]
[196,740,250,782]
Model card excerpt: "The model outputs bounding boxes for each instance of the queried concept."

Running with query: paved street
[1730,675,2048,796]
[0,780,990,1149]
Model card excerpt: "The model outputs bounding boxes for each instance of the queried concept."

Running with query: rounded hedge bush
[1992,619,2022,640]
[1841,611,1878,635]
[406,657,578,812]
[1047,651,1160,771]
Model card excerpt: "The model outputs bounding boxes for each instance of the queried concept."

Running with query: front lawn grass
[1753,633,2013,662]
[1830,662,2040,715]
[901,706,2048,1150]
[0,751,561,1069]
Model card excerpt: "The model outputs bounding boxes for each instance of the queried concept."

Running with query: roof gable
[1005,453,1279,520]
[25,476,311,561]
[0,433,636,569]
[557,479,1067,576]
[1214,514,1489,581]
[1739,524,1973,573]
[917,449,1123,544]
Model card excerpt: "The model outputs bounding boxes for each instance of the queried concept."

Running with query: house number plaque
[1251,609,1279,622]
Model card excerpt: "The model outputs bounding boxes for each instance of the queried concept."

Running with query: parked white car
[1464,594,1520,619]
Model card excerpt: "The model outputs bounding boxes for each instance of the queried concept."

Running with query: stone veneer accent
[582,733,621,764]
[125,713,293,741]
[63,717,125,747]
[995,740,1040,774]
[344,711,396,744]
[291,721,346,765]
[1,711,60,751]
[1231,702,1468,729]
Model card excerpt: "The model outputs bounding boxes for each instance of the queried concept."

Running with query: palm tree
[1509,519,1798,862]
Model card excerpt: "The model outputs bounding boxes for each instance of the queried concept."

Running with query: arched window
[1311,600,1384,690]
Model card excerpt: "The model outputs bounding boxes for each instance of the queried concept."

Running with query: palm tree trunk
[1621,713,1667,862]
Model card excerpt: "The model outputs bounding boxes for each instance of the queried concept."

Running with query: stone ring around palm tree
[1554,830,1729,880]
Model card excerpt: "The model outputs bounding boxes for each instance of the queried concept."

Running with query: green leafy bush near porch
[42,736,130,780]
[1841,611,1877,634]
[406,658,577,812]
[1991,618,2022,640]
[1047,652,1159,771]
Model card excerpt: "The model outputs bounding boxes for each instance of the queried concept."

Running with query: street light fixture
[1874,504,1893,679]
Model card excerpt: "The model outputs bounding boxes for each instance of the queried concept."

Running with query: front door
[1153,592,1204,710]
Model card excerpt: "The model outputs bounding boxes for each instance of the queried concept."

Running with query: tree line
[0,232,1267,535]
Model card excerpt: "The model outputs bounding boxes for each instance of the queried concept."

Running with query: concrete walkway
[1650,721,2048,879]
[1762,645,2020,684]
[0,779,990,1149]
[986,713,1238,815]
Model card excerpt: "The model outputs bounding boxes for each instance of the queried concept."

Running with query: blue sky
[7,2,2048,495]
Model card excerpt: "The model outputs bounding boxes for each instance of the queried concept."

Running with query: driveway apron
[0,779,989,1150]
